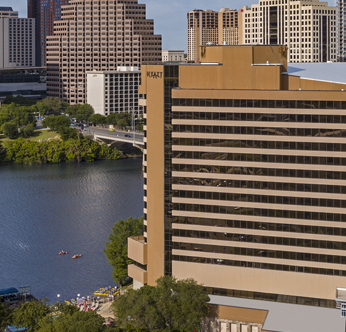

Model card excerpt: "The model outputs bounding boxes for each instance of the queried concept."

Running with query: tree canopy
[106,113,132,128]
[113,276,210,332]
[1,136,120,165]
[42,115,71,131]
[36,308,111,332]
[66,103,94,121]
[11,299,50,332]
[0,302,12,330]
[10,300,113,332]
[41,97,68,114]
[104,217,144,285]
[1,122,19,139]
[89,114,107,126]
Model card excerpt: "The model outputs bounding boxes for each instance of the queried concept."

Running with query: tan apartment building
[0,7,35,69]
[128,45,346,331]
[240,0,337,63]
[162,50,185,63]
[46,0,161,105]
[187,9,239,63]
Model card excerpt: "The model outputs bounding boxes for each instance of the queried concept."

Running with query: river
[0,159,144,302]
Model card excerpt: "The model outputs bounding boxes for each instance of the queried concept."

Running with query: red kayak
[57,251,69,255]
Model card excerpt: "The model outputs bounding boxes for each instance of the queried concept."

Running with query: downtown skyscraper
[28,0,69,66]
[337,0,346,61]
[240,0,337,63]
[46,0,162,105]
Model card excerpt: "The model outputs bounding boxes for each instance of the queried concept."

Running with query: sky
[14,0,336,51]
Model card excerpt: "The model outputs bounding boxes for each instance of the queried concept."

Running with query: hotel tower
[128,45,346,331]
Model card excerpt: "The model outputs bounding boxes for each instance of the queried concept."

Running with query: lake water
[0,159,144,302]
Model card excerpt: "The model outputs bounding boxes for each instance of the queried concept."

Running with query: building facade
[28,0,69,67]
[46,0,162,105]
[0,8,35,69]
[337,0,346,61]
[0,7,18,18]
[162,50,185,62]
[128,45,346,330]
[240,0,337,63]
[87,67,141,116]
[187,9,239,63]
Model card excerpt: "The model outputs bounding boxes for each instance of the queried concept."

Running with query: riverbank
[0,136,120,165]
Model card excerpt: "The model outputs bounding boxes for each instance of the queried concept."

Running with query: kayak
[72,254,82,259]
[57,251,68,255]
[94,287,119,297]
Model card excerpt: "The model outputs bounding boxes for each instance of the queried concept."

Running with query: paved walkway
[97,301,114,319]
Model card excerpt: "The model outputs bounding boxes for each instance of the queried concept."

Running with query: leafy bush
[42,115,71,131]
[1,122,18,139]
[1,137,120,165]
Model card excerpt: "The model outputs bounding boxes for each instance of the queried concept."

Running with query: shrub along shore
[0,136,120,165]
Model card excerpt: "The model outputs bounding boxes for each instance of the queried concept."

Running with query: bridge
[91,129,144,151]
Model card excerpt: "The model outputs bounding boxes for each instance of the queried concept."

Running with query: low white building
[162,50,185,62]
[87,67,142,116]
[0,7,35,69]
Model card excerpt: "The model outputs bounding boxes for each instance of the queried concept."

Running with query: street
[83,127,144,141]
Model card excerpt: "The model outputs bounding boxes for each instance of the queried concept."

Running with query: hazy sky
[14,0,336,51]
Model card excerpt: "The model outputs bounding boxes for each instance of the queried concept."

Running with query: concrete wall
[87,73,104,115]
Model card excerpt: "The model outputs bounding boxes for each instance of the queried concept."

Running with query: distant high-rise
[46,0,162,105]
[240,0,337,63]
[0,7,35,69]
[187,9,239,63]
[337,0,346,61]
[28,0,69,67]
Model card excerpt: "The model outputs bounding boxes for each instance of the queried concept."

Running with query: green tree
[0,302,12,330]
[42,115,71,132]
[37,308,110,332]
[104,217,144,285]
[106,113,118,126]
[77,104,94,121]
[41,97,68,114]
[24,123,35,137]
[113,276,210,332]
[31,102,49,117]
[58,127,79,141]
[65,104,94,122]
[11,299,50,332]
[1,122,18,139]
[89,114,107,126]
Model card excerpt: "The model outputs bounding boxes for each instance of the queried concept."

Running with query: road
[84,127,144,141]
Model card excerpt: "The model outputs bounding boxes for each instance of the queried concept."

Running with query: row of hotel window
[172,125,346,137]
[173,139,346,151]
[173,178,346,194]
[174,191,346,208]
[173,165,346,180]
[173,112,346,123]
[174,255,346,280]
[173,229,346,251]
[173,216,346,236]
[172,99,346,109]
[173,243,346,266]
[173,152,346,165]
[173,203,345,222]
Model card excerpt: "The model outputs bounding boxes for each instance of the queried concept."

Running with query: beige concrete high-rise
[46,0,162,104]
[240,0,337,63]
[0,7,35,69]
[128,45,346,331]
[187,9,239,63]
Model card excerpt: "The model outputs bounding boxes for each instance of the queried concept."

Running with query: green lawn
[29,130,60,141]
[0,130,60,143]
